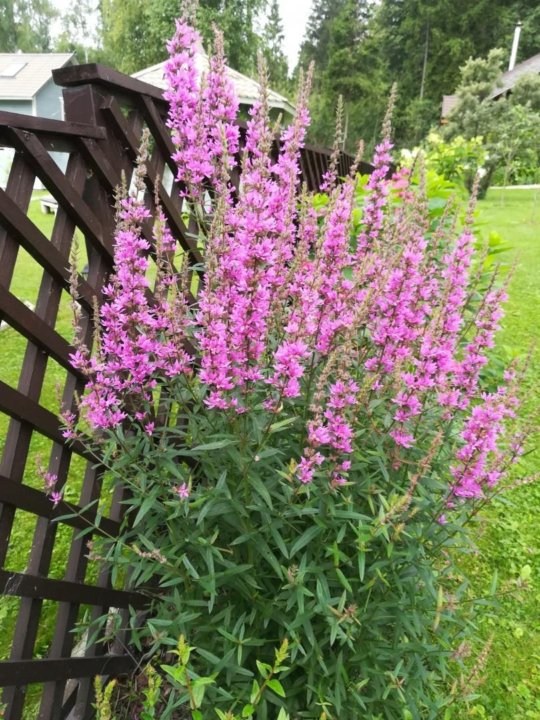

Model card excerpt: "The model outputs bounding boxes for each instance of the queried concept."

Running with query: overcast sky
[277,0,313,69]
[50,0,313,71]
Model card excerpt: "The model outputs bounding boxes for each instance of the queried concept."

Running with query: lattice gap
[54,288,77,345]
[24,432,55,491]
[6,245,45,308]
[3,507,38,573]
[33,599,59,658]
[0,596,20,660]
[0,329,26,400]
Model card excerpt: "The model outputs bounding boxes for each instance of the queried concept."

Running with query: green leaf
[290,525,322,557]
[256,660,272,678]
[242,704,255,717]
[269,417,297,434]
[191,439,237,452]
[192,682,206,708]
[336,568,352,593]
[251,474,273,508]
[132,493,157,527]
[267,678,286,698]
[358,551,366,581]
[250,679,260,704]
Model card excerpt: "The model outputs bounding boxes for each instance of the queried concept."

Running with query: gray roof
[442,51,540,118]
[0,53,74,100]
[132,50,296,116]
[490,52,540,98]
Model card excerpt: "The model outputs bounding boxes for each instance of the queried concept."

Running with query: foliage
[56,8,529,720]
[444,51,540,196]
[403,134,486,194]
[299,0,388,153]
[0,0,57,52]
[260,0,289,93]
[53,0,103,64]
[298,0,540,148]
[94,638,291,720]
[100,0,268,76]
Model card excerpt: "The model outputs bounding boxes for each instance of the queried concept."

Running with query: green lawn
[457,188,540,719]
[0,189,539,717]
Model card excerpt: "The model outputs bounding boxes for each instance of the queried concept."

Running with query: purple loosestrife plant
[67,6,529,719]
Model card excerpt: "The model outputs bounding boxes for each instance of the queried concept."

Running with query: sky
[49,0,313,71]
[277,0,313,69]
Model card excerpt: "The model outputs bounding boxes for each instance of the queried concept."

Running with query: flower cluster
[70,8,520,508]
[451,373,519,498]
[71,136,191,429]
[164,9,238,198]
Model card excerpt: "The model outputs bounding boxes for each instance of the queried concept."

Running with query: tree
[444,49,540,195]
[0,0,57,52]
[261,0,288,92]
[375,0,540,146]
[299,0,388,152]
[54,0,102,63]
[100,0,267,75]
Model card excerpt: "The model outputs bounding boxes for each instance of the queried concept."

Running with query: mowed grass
[0,188,539,717]
[458,188,540,718]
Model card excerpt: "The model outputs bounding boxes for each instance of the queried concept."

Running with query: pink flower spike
[50,491,63,507]
[173,483,190,499]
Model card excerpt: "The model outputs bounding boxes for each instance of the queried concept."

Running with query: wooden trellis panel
[0,63,359,720]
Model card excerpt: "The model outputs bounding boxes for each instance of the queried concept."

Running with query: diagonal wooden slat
[0,656,137,686]
[0,286,83,377]
[0,186,102,312]
[0,474,120,537]
[6,128,113,258]
[0,570,147,609]
[0,380,87,456]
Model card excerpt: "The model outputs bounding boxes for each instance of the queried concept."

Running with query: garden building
[133,48,296,118]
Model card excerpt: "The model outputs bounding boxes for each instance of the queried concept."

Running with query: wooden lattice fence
[0,63,364,720]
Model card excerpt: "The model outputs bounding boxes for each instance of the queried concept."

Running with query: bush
[54,6,525,719]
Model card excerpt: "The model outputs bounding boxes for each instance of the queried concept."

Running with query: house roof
[490,51,540,98]
[0,53,74,100]
[442,51,540,119]
[132,50,296,116]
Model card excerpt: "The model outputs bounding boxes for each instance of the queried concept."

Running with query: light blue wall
[35,78,64,120]
[0,99,33,115]
[0,79,68,181]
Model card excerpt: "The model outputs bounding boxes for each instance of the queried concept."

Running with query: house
[0,53,75,118]
[441,51,540,121]
[132,49,296,118]
[0,53,75,187]
[489,51,540,100]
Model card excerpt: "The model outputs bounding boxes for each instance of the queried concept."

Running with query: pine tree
[299,0,388,152]
[261,0,288,91]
